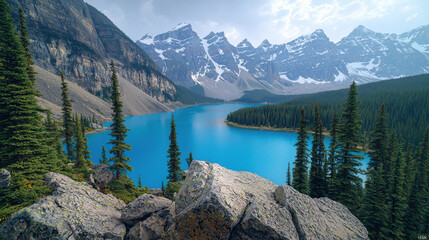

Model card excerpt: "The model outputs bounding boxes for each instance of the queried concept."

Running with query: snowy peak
[136,23,429,100]
[310,29,329,40]
[172,23,191,31]
[139,34,154,45]
[237,39,254,49]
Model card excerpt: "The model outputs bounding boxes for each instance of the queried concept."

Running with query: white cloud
[406,13,418,21]
[263,0,401,42]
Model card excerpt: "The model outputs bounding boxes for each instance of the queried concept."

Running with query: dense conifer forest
[227,74,429,146]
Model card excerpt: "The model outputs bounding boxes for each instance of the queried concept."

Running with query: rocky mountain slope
[6,0,179,103]
[138,23,429,100]
[0,161,368,239]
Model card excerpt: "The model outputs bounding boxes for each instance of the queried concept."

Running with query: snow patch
[154,48,167,60]
[172,23,190,31]
[334,70,347,82]
[139,34,153,45]
[202,38,224,81]
[411,42,429,54]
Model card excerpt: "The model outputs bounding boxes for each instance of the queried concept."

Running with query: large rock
[0,169,11,189]
[0,172,126,240]
[90,164,115,191]
[123,194,174,240]
[273,185,368,240]
[166,160,369,240]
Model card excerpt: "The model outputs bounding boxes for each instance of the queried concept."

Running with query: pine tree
[0,0,57,180]
[336,82,364,214]
[293,108,309,194]
[167,115,182,183]
[80,116,91,161]
[73,114,88,172]
[309,102,327,198]
[386,137,407,240]
[287,162,291,185]
[185,152,194,168]
[44,111,67,164]
[404,127,429,238]
[108,60,132,179]
[327,113,340,199]
[138,174,142,188]
[18,7,36,89]
[368,104,389,170]
[100,145,108,164]
[359,164,389,240]
[60,72,74,161]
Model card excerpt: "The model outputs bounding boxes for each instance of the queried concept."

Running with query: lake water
[86,103,368,189]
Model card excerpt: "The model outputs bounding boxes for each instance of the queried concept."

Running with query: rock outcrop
[122,194,175,240]
[166,161,369,240]
[0,169,11,189]
[0,161,368,240]
[90,164,115,191]
[0,172,126,239]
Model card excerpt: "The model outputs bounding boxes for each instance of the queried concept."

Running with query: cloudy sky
[84,0,428,46]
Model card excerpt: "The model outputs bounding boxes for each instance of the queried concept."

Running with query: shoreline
[225,120,331,136]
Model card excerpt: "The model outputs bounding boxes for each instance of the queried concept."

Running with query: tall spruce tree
[387,137,407,240]
[80,116,91,161]
[167,115,182,183]
[309,102,327,198]
[293,108,309,194]
[336,82,364,214]
[403,144,416,198]
[0,0,57,179]
[359,164,389,240]
[108,61,132,179]
[100,145,108,164]
[18,7,36,89]
[73,114,88,172]
[368,104,389,170]
[60,72,74,161]
[138,174,142,188]
[404,127,429,237]
[44,111,67,164]
[166,115,182,198]
[287,162,291,185]
[327,113,340,199]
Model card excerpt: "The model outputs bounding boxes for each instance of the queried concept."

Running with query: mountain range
[137,23,429,100]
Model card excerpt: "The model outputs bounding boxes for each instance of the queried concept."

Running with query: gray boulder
[166,160,369,240]
[122,194,174,240]
[0,172,126,240]
[0,169,11,189]
[90,164,114,191]
[274,185,369,240]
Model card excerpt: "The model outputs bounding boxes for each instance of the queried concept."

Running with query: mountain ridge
[138,23,429,100]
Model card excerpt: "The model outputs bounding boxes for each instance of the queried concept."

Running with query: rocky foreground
[0,161,368,239]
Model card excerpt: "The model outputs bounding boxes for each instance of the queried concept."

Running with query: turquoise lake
[86,103,368,189]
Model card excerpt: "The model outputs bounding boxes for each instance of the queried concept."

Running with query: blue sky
[84,0,428,46]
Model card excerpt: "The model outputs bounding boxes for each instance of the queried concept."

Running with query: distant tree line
[227,74,429,146]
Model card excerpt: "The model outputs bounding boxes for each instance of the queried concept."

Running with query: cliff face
[6,0,176,102]
[0,161,369,240]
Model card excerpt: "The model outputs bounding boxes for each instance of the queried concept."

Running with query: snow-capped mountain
[137,24,429,100]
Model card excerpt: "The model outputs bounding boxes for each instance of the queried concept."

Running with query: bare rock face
[166,160,369,240]
[122,194,175,240]
[0,172,126,240]
[0,169,11,189]
[6,0,177,103]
